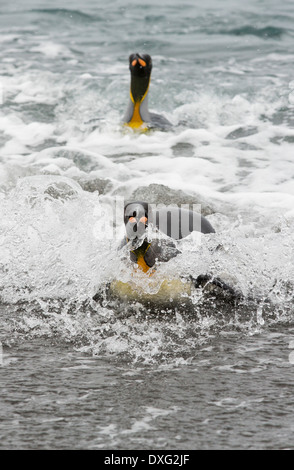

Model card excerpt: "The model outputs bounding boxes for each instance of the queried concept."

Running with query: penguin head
[129,53,152,103]
[129,53,152,76]
[124,201,150,244]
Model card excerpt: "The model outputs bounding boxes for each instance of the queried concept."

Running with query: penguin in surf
[93,202,241,307]
[123,53,172,131]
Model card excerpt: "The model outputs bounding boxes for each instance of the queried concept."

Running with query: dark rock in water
[75,177,113,194]
[226,126,258,140]
[171,142,195,158]
[130,183,215,216]
[44,181,79,200]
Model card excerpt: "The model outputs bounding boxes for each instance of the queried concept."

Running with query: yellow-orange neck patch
[136,252,150,273]
[126,79,150,131]
[131,243,155,275]
[128,101,144,129]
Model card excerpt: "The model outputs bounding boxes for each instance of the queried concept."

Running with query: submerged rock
[75,177,113,194]
[130,183,215,216]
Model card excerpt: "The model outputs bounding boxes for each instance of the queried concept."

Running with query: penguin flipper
[149,112,172,130]
[144,239,180,267]
[193,274,243,300]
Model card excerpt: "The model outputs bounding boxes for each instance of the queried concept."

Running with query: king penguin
[92,201,241,305]
[123,53,172,131]
[121,201,239,297]
[123,201,215,274]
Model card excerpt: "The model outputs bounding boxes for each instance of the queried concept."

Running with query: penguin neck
[131,239,151,273]
[124,75,151,128]
[132,239,150,255]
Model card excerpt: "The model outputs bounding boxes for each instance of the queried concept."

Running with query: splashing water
[1,0,294,450]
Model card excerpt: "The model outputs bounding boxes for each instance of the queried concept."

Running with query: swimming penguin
[92,202,240,307]
[123,53,172,131]
[123,200,215,273]
[123,202,241,298]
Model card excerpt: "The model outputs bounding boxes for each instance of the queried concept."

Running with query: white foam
[0,115,55,154]
[31,41,72,59]
[1,52,294,321]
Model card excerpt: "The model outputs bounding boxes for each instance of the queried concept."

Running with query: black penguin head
[124,201,150,243]
[129,53,152,76]
[129,53,152,103]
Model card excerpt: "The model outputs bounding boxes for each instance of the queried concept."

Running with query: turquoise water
[1,0,294,450]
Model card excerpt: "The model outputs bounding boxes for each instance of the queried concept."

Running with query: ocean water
[1,0,294,450]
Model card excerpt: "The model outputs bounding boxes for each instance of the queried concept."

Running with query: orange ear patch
[129,216,136,223]
[139,216,147,224]
[138,58,146,67]
[131,59,137,67]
